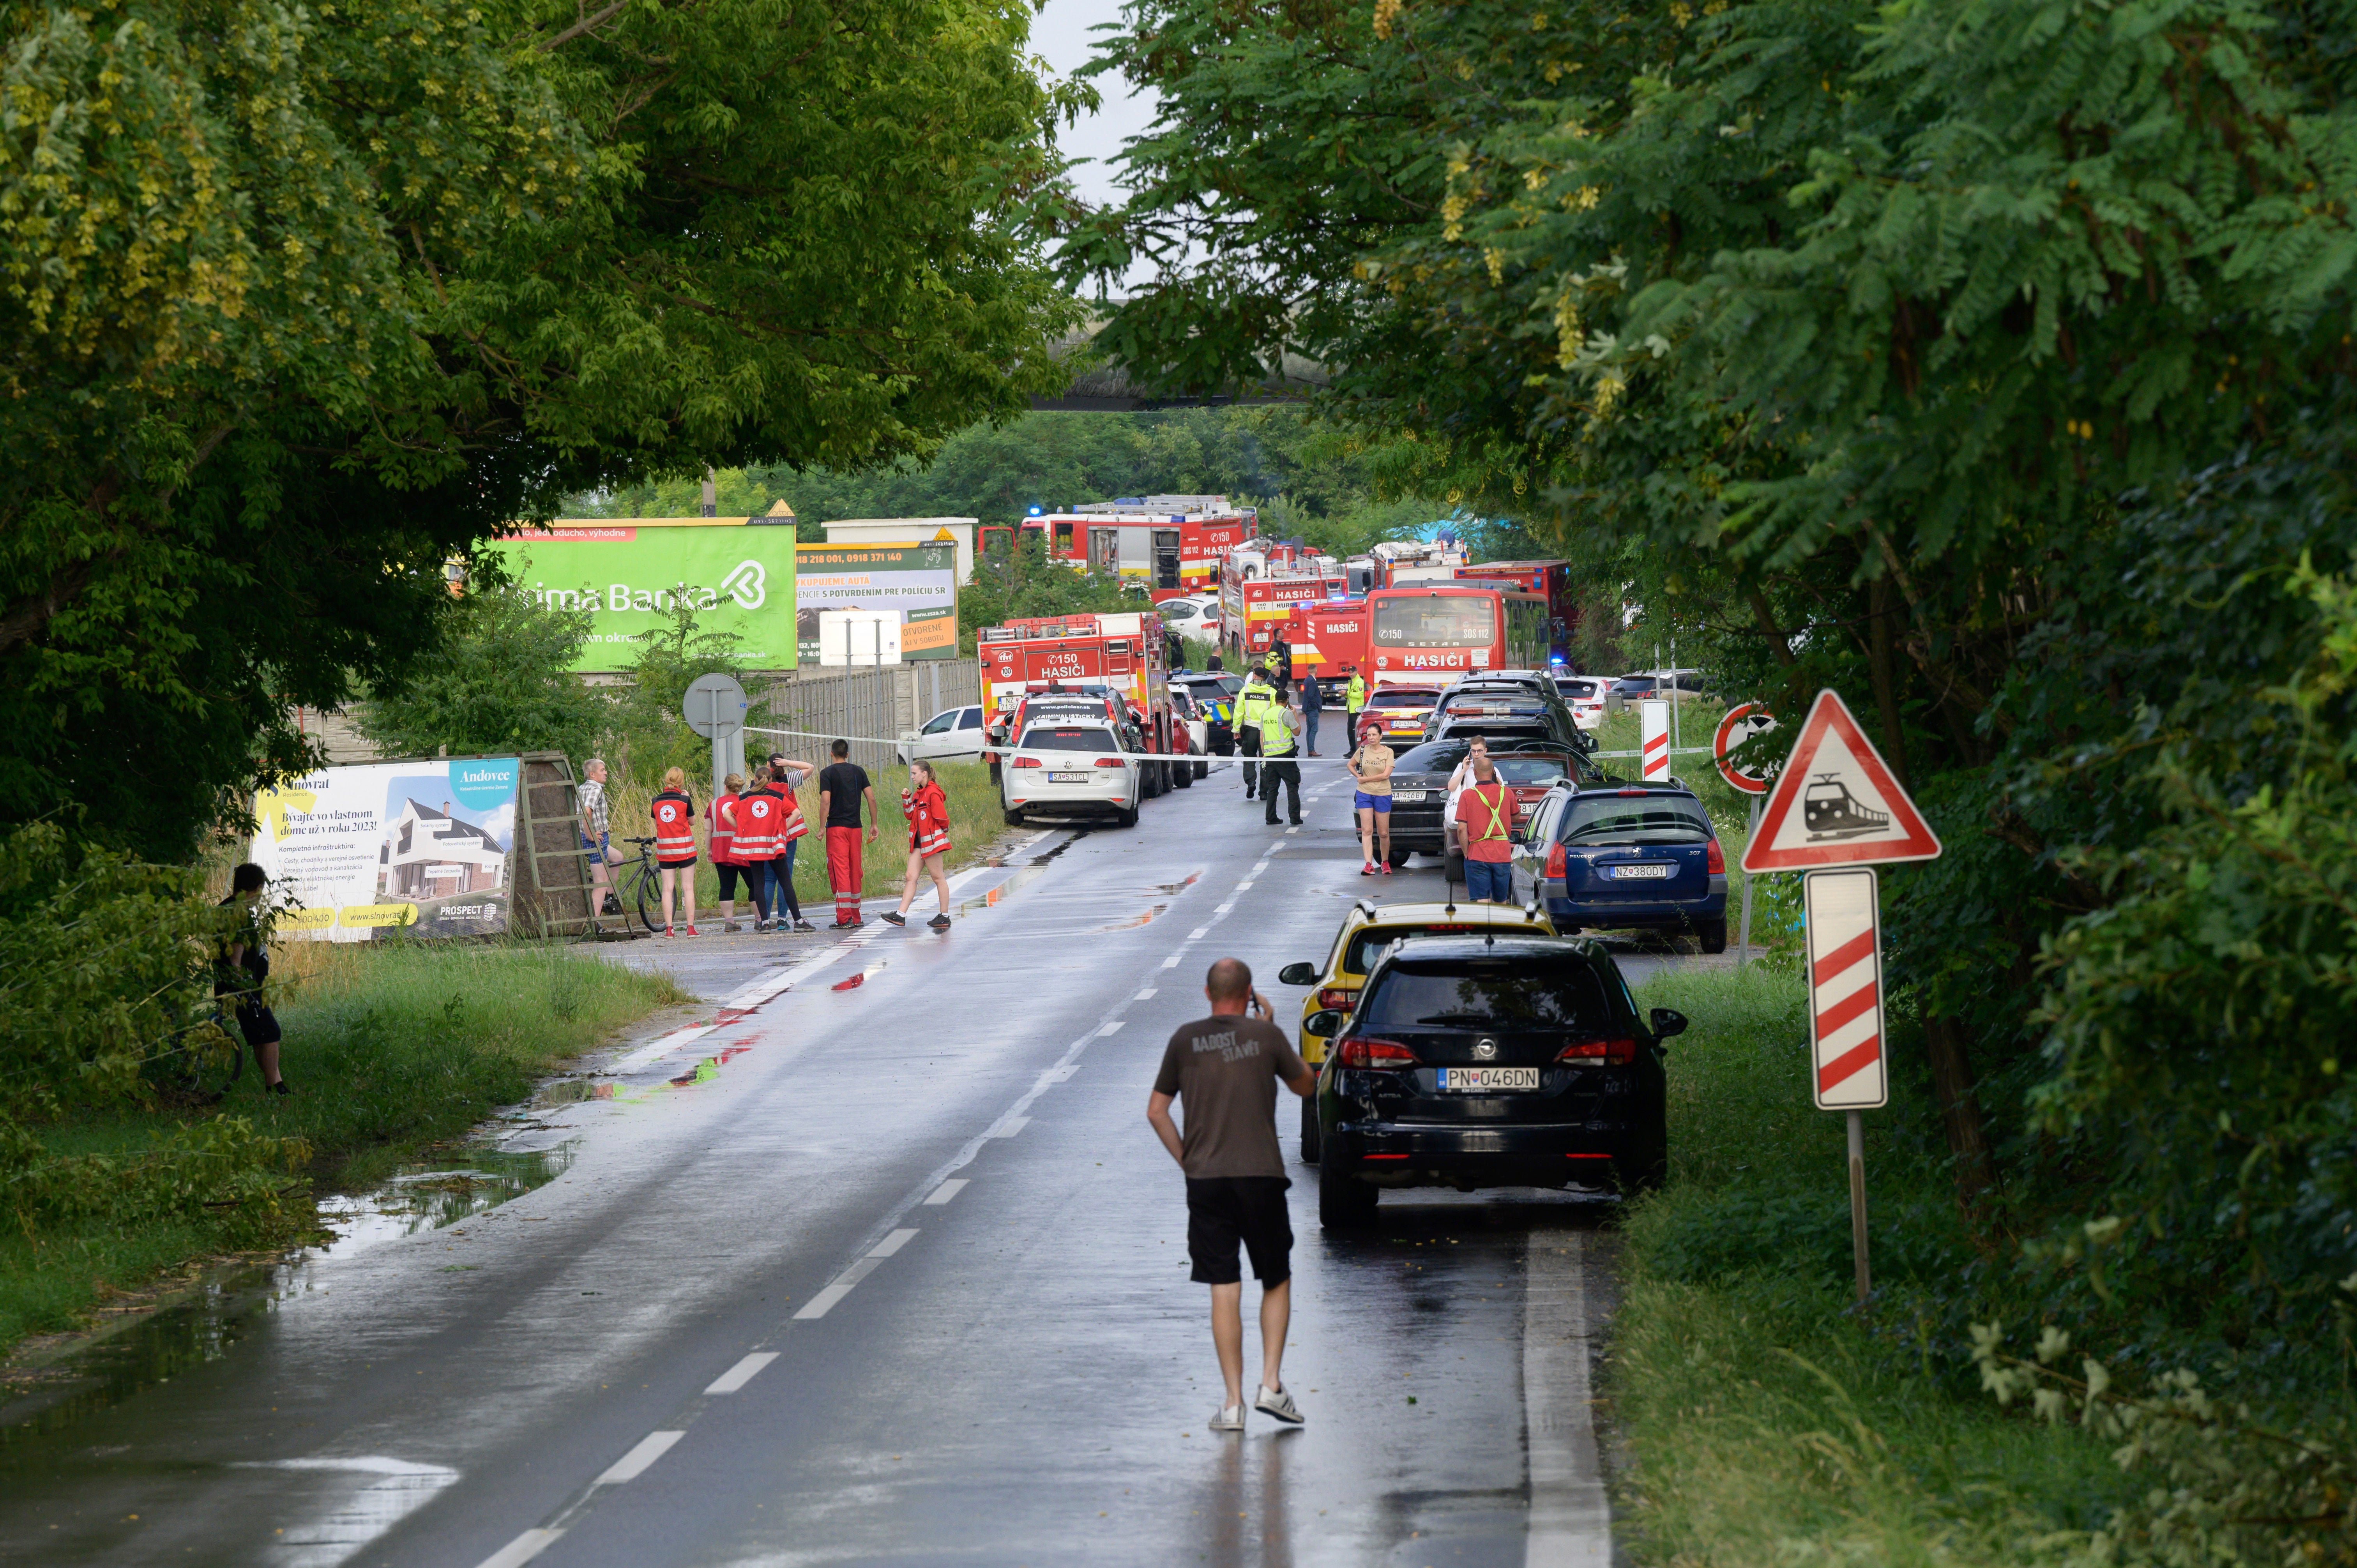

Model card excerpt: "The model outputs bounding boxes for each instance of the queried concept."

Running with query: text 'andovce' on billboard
[486,518,799,671]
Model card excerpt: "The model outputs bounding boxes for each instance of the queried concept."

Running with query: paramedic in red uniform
[650,766,700,936]
[763,753,820,933]
[816,740,878,929]
[881,759,954,930]
[708,773,752,932]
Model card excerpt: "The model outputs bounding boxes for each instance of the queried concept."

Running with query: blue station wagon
[1509,780,1728,952]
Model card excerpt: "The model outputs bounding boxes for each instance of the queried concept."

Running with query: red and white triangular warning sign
[1741,689,1942,873]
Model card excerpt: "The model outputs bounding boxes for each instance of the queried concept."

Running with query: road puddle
[0,1143,578,1443]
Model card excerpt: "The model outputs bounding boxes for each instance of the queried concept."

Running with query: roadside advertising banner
[484,518,799,671]
[793,541,959,662]
[251,758,523,941]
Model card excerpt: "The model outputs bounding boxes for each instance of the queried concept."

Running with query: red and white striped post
[1804,868,1887,1303]
[1640,698,1671,780]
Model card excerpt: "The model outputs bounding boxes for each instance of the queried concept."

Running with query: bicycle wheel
[625,863,662,934]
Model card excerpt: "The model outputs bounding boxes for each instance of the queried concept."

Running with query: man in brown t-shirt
[1148,957,1317,1434]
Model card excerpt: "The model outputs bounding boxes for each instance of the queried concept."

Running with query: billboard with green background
[488,519,799,671]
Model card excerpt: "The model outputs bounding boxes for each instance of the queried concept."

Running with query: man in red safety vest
[1452,756,1516,904]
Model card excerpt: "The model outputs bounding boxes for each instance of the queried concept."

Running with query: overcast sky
[1028,0,1158,214]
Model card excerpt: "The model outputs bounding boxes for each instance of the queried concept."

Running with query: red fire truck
[1219,564,1351,670]
[983,497,1258,601]
[977,611,1193,794]
[1454,559,1576,663]
[1278,598,1371,679]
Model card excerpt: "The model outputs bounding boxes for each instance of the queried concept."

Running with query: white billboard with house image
[253,758,521,940]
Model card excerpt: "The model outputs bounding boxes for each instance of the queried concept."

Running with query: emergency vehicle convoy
[1452,559,1577,663]
[987,496,1258,601]
[978,610,1194,799]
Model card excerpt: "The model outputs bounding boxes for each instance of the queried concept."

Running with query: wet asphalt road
[0,760,1668,1568]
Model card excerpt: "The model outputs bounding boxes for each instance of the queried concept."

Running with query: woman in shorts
[881,759,954,930]
[1348,719,1395,875]
[650,766,700,936]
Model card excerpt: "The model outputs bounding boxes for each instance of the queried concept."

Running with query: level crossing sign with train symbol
[1740,689,1942,874]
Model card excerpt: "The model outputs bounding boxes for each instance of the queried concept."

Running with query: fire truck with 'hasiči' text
[982,497,1258,601]
[1277,598,1371,680]
[978,611,1194,795]
[1219,549,1352,670]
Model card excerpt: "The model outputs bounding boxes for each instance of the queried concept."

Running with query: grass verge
[1609,965,2134,1564]
[0,941,684,1359]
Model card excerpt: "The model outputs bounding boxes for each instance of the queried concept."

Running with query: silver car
[999,719,1145,828]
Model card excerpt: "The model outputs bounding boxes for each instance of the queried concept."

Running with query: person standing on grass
[709,772,752,932]
[763,753,820,934]
[1454,754,1515,903]
[578,757,623,914]
[881,759,954,930]
[1147,957,1315,1433]
[216,863,288,1096]
[816,740,877,929]
[1349,719,1395,876]
[651,766,700,936]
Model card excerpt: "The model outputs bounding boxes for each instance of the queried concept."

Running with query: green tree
[355,582,610,765]
[0,0,1085,858]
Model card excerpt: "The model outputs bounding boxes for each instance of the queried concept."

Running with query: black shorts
[1186,1176,1293,1286]
[233,999,281,1048]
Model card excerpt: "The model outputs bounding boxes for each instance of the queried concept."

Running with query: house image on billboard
[378,800,507,899]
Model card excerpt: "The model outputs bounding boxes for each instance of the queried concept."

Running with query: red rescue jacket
[733,786,783,859]
[651,790,697,863]
[708,793,742,866]
[903,780,952,859]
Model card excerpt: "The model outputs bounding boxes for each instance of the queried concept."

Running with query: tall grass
[1609,966,2134,1564]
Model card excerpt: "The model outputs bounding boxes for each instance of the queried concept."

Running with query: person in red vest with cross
[650,766,700,936]
[1452,755,1516,904]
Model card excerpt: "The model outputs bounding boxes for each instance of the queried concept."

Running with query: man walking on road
[817,740,878,929]
[1259,681,1304,827]
[1235,669,1276,801]
[1299,666,1323,757]
[1148,957,1316,1433]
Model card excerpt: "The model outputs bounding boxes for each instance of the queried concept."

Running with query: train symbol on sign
[1802,773,1891,840]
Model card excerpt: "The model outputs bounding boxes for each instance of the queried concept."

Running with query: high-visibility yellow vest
[1237,679,1274,732]
[1261,705,1297,756]
[1345,673,1367,710]
[1466,783,1514,844]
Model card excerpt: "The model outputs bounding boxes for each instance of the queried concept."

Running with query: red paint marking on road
[1810,929,1876,991]
[1816,1033,1882,1093]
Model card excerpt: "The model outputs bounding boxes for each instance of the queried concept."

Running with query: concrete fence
[754,660,983,777]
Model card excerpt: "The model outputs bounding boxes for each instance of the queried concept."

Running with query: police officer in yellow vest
[1235,670,1277,801]
[1343,668,1368,746]
[1260,680,1304,827]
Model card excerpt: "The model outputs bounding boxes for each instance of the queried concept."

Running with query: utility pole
[701,466,717,518]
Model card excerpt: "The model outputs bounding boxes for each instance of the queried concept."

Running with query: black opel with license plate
[1306,934,1679,1227]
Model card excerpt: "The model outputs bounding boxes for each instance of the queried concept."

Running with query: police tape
[739,723,1378,765]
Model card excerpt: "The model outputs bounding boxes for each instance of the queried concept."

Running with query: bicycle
[611,835,668,935]
[143,972,249,1105]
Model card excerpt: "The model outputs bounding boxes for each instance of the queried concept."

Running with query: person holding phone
[1146,957,1317,1434]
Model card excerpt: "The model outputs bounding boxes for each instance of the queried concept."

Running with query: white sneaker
[1254,1384,1303,1425]
[1209,1402,1245,1433]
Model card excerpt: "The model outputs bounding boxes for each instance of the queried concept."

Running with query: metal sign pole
[1737,794,1761,966]
[1848,1109,1871,1305]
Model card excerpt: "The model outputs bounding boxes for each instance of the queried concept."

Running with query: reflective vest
[1261,704,1297,757]
[1463,782,1514,846]
[1236,678,1275,736]
[651,791,697,861]
[1345,672,1367,711]
[708,793,741,865]
[733,787,783,858]
[775,779,809,846]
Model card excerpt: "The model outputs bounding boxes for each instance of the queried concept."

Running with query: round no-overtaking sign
[1714,703,1778,795]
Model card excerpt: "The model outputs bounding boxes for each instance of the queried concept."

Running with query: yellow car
[1275,896,1558,1163]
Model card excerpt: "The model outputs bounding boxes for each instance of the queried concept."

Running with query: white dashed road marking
[704,1353,778,1395]
[594,1431,683,1487]
[475,1527,563,1568]
[922,1179,968,1206]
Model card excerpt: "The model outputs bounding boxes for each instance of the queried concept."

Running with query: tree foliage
[0,0,1085,858]
[356,579,610,765]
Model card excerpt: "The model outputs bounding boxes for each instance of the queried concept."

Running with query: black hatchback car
[1306,934,1681,1227]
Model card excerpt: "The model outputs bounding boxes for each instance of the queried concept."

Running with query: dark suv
[1308,934,1680,1226]
[1421,675,1589,750]
[1509,779,1729,952]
